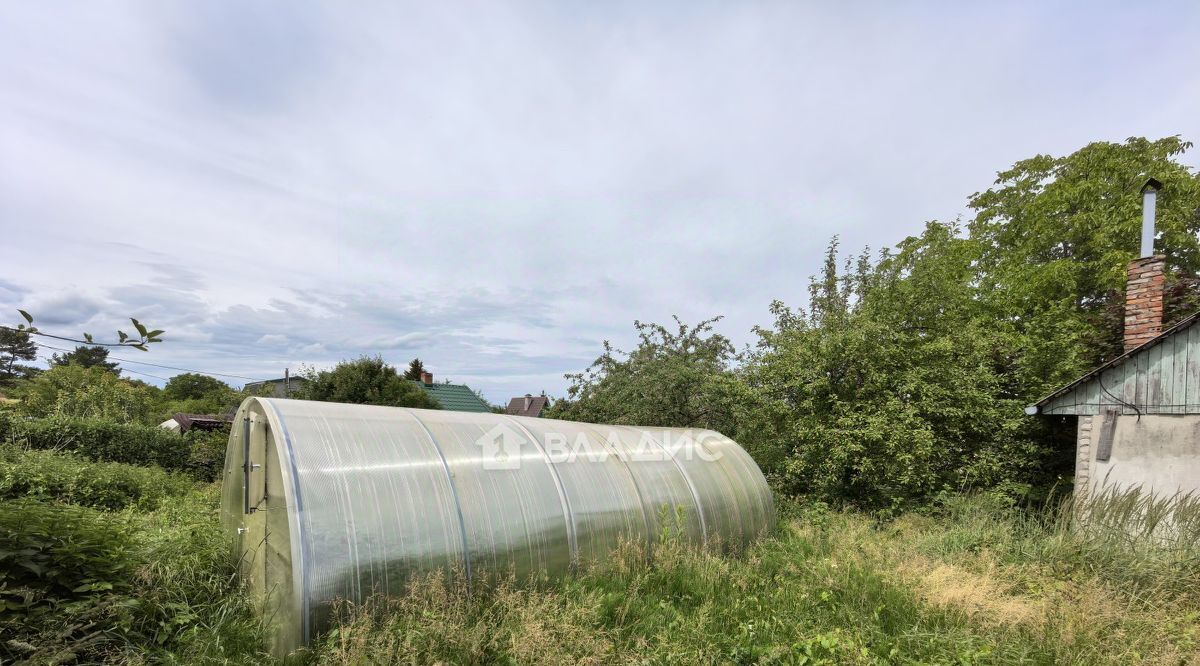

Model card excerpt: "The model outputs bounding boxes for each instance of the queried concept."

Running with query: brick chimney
[1124,256,1165,351]
[420,371,433,385]
[1124,178,1166,352]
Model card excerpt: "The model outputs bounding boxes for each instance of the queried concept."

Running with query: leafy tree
[49,345,121,375]
[545,136,1200,511]
[403,358,427,381]
[969,136,1200,392]
[0,327,39,384]
[157,372,242,418]
[297,356,441,409]
[19,364,159,424]
[548,317,752,436]
[747,230,1054,511]
[163,373,231,401]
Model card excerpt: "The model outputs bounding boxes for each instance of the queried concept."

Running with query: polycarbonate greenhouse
[220,397,775,655]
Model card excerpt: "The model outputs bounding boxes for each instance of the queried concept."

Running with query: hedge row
[0,445,196,511]
[0,414,228,482]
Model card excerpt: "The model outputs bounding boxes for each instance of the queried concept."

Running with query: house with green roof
[411,371,492,413]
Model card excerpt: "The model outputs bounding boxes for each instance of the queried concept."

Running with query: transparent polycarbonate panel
[643,427,773,552]
[700,430,777,547]
[222,397,775,656]
[509,417,649,564]
[609,425,706,545]
[264,399,468,633]
[219,415,244,536]
[409,409,572,583]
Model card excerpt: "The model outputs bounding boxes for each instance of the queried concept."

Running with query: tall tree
[49,345,121,375]
[403,358,427,381]
[163,373,231,400]
[747,227,1053,510]
[0,327,39,383]
[969,136,1200,391]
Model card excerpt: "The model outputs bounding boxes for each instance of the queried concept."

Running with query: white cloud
[1,2,1198,401]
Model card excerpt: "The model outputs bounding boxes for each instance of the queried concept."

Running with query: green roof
[411,380,493,413]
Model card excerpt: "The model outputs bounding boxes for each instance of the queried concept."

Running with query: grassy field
[3,444,1199,664]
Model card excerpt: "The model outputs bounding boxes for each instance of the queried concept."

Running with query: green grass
[2,448,1197,664]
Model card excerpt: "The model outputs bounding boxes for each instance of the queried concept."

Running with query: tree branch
[5,310,164,351]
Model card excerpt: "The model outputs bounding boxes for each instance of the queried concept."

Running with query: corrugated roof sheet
[1031,310,1200,414]
[411,380,493,412]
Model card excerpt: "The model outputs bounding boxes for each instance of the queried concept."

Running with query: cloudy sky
[2,2,1198,402]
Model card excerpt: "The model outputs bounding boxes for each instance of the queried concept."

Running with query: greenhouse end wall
[221,397,775,656]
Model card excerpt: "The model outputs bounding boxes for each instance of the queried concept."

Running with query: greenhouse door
[240,411,294,643]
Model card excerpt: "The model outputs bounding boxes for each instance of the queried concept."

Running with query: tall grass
[309,489,1200,664]
[311,515,1033,663]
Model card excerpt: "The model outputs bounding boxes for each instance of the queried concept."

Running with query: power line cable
[36,354,171,382]
[35,342,269,383]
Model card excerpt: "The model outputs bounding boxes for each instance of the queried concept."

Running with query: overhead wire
[33,341,269,383]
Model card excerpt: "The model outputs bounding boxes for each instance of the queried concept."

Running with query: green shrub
[0,488,266,664]
[18,363,160,424]
[0,445,194,510]
[0,500,142,663]
[0,413,227,481]
[185,429,231,482]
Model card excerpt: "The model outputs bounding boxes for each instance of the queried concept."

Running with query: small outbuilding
[159,412,231,434]
[243,375,308,398]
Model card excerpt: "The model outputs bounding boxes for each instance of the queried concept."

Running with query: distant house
[506,393,550,417]
[1028,180,1200,502]
[411,371,492,413]
[244,376,308,398]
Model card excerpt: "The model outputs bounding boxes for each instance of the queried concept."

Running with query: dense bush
[0,445,194,510]
[17,363,160,424]
[0,413,227,481]
[0,489,266,664]
[548,317,752,436]
[0,500,141,663]
[185,428,231,482]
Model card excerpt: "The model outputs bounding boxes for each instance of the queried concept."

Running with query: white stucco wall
[1078,413,1200,498]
